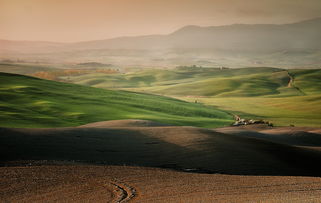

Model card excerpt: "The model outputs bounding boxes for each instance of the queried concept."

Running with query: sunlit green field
[64,67,321,127]
[0,72,232,128]
[179,95,321,127]
[1,65,321,127]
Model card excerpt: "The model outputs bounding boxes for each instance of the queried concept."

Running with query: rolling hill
[2,120,321,176]
[1,70,321,202]
[63,67,321,126]
[0,72,232,128]
[64,67,321,97]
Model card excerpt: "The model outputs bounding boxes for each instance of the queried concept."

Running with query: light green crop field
[0,72,233,128]
[180,95,321,127]
[64,67,321,127]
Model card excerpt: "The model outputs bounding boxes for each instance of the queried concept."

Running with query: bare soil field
[2,121,321,176]
[1,165,321,203]
[1,120,321,202]
[216,125,321,148]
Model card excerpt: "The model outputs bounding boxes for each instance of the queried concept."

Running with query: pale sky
[1,0,321,42]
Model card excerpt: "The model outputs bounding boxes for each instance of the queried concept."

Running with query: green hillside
[0,72,233,128]
[64,67,282,96]
[288,69,321,95]
[62,67,321,127]
[65,67,300,97]
[65,67,321,97]
[183,95,321,127]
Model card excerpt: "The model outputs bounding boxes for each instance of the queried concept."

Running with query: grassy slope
[65,67,321,126]
[193,69,321,126]
[185,96,321,127]
[0,72,232,128]
[67,67,284,94]
[289,69,321,94]
[66,67,301,97]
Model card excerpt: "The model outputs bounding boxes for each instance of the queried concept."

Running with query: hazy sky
[1,0,321,42]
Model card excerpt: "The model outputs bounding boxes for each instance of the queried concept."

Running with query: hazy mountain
[67,17,321,51]
[1,18,321,67]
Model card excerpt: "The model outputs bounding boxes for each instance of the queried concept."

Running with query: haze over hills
[70,17,321,51]
[1,18,321,67]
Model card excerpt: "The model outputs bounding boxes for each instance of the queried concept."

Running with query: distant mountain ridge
[1,17,321,52]
[1,17,321,67]
[66,17,321,51]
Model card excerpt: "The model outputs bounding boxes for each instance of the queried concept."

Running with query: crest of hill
[79,119,171,128]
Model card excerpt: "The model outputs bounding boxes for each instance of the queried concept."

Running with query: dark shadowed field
[1,120,321,202]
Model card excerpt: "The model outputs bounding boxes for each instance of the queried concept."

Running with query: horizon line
[1,16,320,44]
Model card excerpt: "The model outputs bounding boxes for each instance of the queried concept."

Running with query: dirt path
[286,70,305,95]
[286,70,294,88]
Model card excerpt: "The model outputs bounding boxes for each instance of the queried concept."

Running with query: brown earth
[2,123,321,176]
[216,124,321,147]
[1,165,321,203]
[1,120,321,202]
